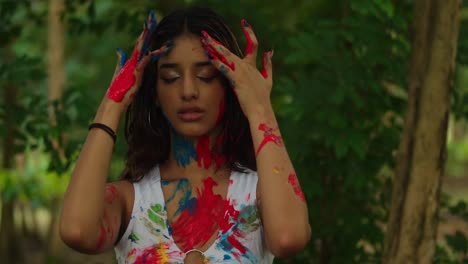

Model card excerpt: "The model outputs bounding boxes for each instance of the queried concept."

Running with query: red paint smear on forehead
[106,41,140,102]
[288,173,305,202]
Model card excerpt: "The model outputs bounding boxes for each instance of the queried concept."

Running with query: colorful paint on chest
[130,242,182,264]
[169,177,228,251]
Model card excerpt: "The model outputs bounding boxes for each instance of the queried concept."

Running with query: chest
[117,170,267,264]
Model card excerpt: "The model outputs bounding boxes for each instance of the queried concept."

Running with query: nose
[181,76,199,101]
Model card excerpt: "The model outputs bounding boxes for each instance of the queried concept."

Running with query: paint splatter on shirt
[114,166,274,263]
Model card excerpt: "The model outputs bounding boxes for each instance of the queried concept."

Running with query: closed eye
[197,73,220,83]
[160,77,179,84]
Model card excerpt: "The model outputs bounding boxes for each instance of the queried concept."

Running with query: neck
[164,129,226,176]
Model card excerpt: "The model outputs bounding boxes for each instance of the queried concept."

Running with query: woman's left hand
[201,19,274,119]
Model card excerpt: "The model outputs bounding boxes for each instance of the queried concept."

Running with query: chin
[172,123,214,138]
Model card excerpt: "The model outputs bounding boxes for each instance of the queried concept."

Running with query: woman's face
[156,33,225,138]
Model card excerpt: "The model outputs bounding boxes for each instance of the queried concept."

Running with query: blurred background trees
[0,0,467,263]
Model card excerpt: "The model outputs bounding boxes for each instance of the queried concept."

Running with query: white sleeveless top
[114,165,274,263]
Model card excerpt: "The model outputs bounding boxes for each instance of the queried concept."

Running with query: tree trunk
[46,0,65,261]
[0,83,20,262]
[382,1,461,263]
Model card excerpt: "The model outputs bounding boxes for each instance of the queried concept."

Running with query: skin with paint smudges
[104,184,118,204]
[61,7,310,262]
[255,123,283,156]
[200,18,311,256]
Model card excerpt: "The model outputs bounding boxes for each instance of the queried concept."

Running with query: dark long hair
[121,6,256,181]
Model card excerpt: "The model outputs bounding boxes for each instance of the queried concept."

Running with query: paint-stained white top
[114,165,274,263]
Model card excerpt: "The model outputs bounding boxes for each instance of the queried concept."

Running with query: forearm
[248,104,311,255]
[60,97,122,241]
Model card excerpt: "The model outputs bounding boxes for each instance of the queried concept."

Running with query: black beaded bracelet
[88,123,117,143]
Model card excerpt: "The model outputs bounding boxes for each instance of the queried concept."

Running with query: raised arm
[59,12,172,253]
[201,20,311,257]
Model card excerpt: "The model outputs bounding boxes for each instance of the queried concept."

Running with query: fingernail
[149,9,155,22]
[148,9,157,29]
[242,19,250,28]
[270,50,274,59]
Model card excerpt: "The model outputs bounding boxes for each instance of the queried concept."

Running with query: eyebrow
[159,61,212,69]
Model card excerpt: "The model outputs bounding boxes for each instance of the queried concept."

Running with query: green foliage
[1,0,467,263]
[435,196,468,263]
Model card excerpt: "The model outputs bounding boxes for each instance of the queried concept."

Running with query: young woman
[60,6,311,264]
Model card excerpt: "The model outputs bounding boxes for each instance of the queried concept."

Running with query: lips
[178,106,205,121]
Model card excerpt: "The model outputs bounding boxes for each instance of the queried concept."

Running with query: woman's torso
[114,165,274,263]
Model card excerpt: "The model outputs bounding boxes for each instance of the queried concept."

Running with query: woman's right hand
[106,10,173,112]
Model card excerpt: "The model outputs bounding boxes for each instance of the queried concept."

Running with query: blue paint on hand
[116,48,128,69]
[138,9,159,62]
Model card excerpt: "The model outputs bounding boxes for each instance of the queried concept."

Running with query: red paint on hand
[106,42,141,102]
[256,123,283,156]
[201,32,235,71]
[288,173,305,202]
[241,19,254,55]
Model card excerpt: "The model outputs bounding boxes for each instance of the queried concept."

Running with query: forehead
[158,33,206,66]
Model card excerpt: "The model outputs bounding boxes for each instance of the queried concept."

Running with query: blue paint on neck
[172,132,197,167]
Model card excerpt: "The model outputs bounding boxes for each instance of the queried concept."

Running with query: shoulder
[114,165,160,212]
[108,180,134,218]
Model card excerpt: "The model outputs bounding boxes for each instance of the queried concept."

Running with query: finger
[112,48,127,80]
[138,22,150,62]
[116,48,128,70]
[139,10,158,62]
[151,39,174,61]
[205,48,236,88]
[262,50,273,86]
[201,31,237,71]
[241,19,258,66]
[136,40,174,72]
[261,50,273,80]
[147,9,157,31]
